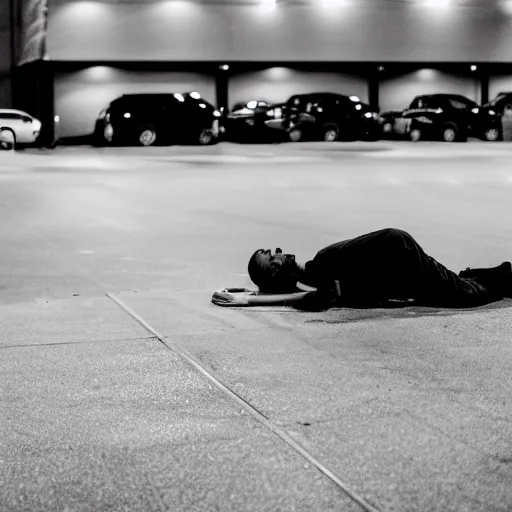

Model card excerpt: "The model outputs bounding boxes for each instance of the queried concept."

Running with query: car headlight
[267,108,283,118]
[213,110,221,118]
[489,110,497,116]
[364,112,379,119]
[471,107,479,114]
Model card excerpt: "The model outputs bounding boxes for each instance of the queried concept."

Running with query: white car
[0,109,42,146]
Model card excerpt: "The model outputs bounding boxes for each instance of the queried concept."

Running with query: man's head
[248,248,300,293]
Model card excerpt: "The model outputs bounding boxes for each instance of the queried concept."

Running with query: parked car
[480,92,512,140]
[93,93,221,147]
[267,93,381,142]
[0,109,42,148]
[380,94,501,142]
[222,100,288,142]
[487,91,512,108]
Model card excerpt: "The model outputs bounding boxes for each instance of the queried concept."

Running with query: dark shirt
[296,228,490,310]
[301,230,412,306]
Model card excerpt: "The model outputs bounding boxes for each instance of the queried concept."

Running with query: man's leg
[383,229,503,307]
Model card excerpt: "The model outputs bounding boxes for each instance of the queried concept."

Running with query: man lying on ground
[248,228,512,311]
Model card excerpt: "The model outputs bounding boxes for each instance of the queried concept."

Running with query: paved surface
[1,141,512,511]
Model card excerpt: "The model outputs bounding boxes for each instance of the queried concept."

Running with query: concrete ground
[1,140,512,511]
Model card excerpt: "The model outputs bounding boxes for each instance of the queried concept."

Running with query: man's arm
[292,281,341,311]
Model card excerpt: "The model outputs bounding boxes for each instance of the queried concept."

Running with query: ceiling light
[420,0,452,9]
[502,0,512,15]
[260,0,276,12]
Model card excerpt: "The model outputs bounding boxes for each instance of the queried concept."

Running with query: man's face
[254,248,296,273]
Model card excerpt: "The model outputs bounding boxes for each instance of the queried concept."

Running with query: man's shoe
[459,261,512,278]
[459,261,512,297]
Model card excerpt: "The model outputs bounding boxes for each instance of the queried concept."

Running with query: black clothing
[300,228,503,310]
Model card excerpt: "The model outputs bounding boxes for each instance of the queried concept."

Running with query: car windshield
[409,96,441,109]
[408,96,477,110]
[447,97,478,110]
[409,97,428,109]
[287,96,307,109]
[490,94,512,107]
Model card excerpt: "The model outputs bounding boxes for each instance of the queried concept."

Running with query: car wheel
[409,128,422,142]
[198,129,215,146]
[138,126,157,147]
[289,127,303,143]
[0,128,16,150]
[484,127,501,142]
[442,124,458,143]
[323,125,339,142]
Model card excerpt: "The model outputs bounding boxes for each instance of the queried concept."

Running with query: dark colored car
[487,91,512,108]
[222,100,288,143]
[268,93,381,142]
[93,92,221,146]
[380,94,501,142]
[481,92,512,140]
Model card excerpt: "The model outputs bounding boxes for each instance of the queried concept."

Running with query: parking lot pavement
[109,288,512,512]
[0,295,367,512]
[7,138,512,165]
[2,141,512,511]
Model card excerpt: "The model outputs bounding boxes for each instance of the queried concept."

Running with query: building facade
[4,0,512,143]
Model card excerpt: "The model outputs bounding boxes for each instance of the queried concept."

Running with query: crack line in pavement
[106,292,381,512]
[0,336,157,350]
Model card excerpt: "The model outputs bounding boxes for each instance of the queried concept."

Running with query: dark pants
[320,229,495,308]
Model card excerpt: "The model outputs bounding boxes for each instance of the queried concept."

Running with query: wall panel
[379,69,480,113]
[47,1,512,63]
[229,68,367,108]
[18,0,48,65]
[54,67,216,138]
[0,0,13,107]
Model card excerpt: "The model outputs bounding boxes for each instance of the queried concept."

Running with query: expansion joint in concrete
[106,292,382,512]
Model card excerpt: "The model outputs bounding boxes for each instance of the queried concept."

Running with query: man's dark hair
[248,249,297,293]
[248,249,272,291]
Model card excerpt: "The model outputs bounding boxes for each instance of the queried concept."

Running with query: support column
[13,60,55,147]
[480,69,489,105]
[368,67,380,111]
[216,64,230,112]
